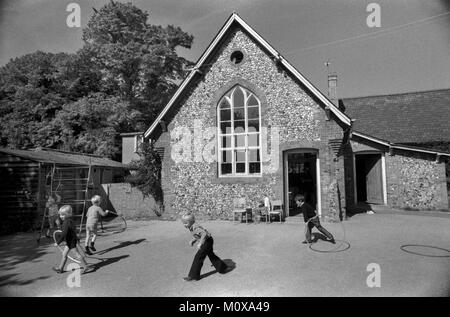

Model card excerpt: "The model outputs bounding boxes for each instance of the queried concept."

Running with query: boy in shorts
[84,195,109,255]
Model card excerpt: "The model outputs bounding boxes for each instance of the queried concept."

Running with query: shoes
[220,266,233,274]
[85,247,92,255]
[302,240,313,244]
[52,266,64,274]
[90,243,96,252]
[183,276,197,282]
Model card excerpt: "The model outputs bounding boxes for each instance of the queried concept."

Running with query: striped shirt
[189,223,211,241]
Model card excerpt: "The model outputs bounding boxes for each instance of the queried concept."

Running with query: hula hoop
[400,244,450,258]
[53,230,81,264]
[98,211,127,235]
[304,215,350,253]
[309,239,351,253]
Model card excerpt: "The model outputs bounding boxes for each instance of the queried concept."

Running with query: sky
[0,0,450,98]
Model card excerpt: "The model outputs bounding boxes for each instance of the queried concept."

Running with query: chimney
[327,72,338,105]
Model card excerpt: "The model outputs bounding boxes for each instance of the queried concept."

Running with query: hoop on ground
[98,211,127,236]
[53,230,81,264]
[400,244,450,258]
[309,239,351,253]
[304,216,350,253]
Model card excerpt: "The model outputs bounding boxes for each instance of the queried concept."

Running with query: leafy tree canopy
[82,1,194,125]
[0,1,194,159]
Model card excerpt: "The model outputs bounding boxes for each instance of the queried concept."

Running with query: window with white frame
[218,86,261,176]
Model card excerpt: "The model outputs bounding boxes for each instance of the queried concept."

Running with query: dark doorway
[355,154,383,204]
[285,152,317,216]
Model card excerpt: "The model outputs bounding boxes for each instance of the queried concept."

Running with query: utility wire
[286,10,450,54]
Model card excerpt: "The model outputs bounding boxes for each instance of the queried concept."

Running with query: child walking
[84,195,109,255]
[53,205,91,274]
[181,213,228,281]
[295,194,335,244]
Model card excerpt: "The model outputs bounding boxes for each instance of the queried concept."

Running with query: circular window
[230,50,244,65]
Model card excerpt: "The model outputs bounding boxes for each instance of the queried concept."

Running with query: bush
[125,141,163,215]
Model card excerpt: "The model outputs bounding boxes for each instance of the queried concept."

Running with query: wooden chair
[268,200,283,223]
[232,198,248,223]
[260,196,271,223]
[260,206,270,223]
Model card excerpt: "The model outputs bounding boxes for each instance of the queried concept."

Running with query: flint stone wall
[386,151,448,210]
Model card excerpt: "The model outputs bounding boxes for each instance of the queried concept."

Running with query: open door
[284,151,318,217]
[355,153,383,204]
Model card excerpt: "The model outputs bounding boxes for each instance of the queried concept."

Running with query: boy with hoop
[84,195,109,255]
[53,205,91,274]
[295,194,335,244]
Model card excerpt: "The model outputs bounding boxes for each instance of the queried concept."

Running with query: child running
[181,213,228,281]
[84,195,109,255]
[53,205,91,274]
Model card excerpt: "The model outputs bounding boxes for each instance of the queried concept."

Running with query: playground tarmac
[0,211,449,297]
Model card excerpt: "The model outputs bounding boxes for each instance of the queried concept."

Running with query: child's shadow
[200,259,236,280]
[95,239,146,255]
[87,255,129,273]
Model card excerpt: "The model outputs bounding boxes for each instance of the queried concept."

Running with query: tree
[0,1,194,159]
[82,1,194,126]
[53,93,141,159]
[0,51,71,148]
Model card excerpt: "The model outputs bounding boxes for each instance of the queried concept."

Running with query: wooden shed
[0,147,128,235]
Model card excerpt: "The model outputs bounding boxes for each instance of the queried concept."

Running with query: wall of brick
[101,183,164,220]
[154,27,346,221]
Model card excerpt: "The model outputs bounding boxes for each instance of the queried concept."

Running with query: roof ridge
[342,87,450,101]
[36,147,105,159]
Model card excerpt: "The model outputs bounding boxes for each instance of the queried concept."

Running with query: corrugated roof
[342,89,450,144]
[0,148,127,168]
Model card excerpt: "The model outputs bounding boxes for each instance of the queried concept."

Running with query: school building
[124,13,450,221]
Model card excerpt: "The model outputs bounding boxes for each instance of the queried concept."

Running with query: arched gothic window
[218,86,261,176]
